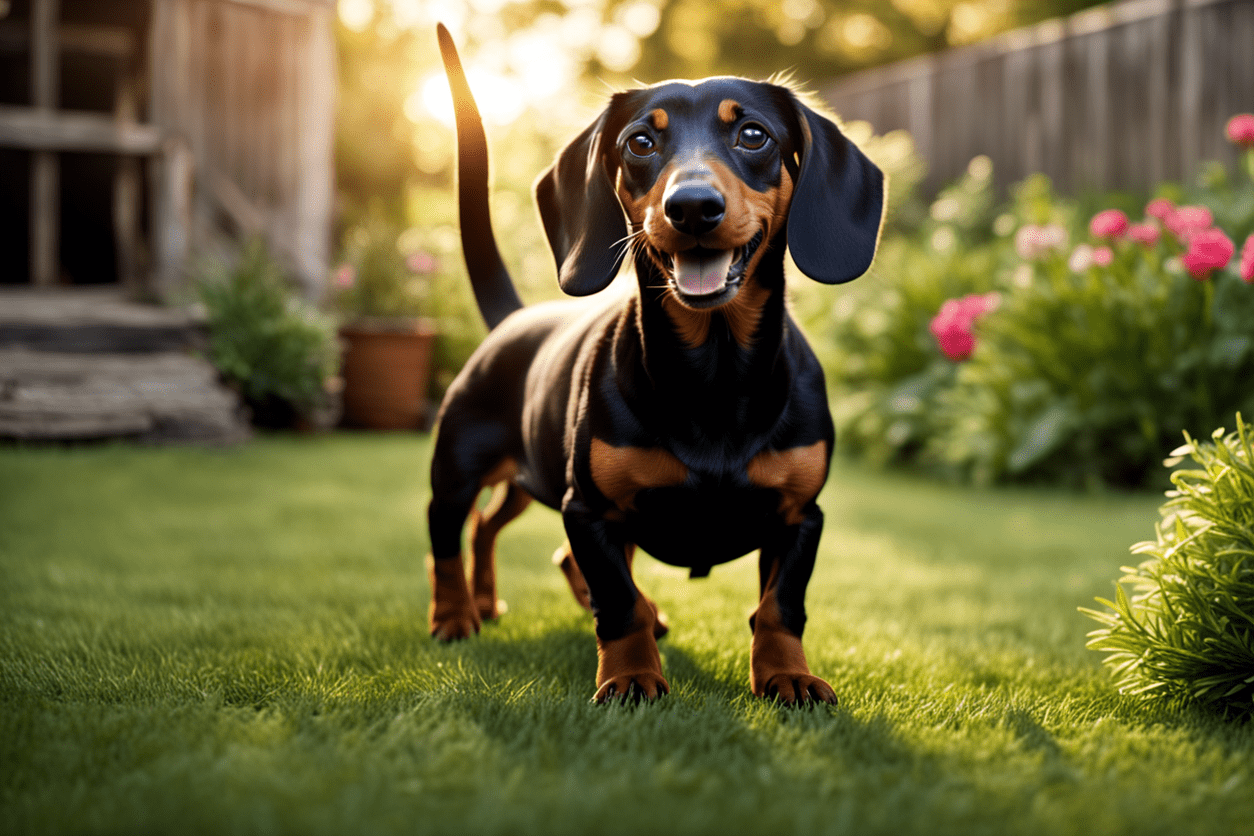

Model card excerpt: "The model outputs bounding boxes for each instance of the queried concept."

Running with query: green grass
[2,434,1252,835]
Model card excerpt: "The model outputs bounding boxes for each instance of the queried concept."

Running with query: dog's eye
[626,133,656,158]
[737,124,770,151]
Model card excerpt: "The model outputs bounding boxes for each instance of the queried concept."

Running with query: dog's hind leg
[427,421,518,641]
[553,540,668,639]
[467,476,532,620]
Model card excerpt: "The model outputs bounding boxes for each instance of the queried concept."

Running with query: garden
[5,1,1254,833]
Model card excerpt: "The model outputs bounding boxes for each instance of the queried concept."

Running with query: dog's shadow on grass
[406,617,933,783]
[414,611,748,705]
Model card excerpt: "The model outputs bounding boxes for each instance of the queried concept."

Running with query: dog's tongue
[673,249,734,296]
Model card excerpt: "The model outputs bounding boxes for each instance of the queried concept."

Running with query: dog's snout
[663,182,725,237]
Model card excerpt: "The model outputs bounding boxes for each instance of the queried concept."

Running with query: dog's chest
[624,476,782,569]
[588,438,828,568]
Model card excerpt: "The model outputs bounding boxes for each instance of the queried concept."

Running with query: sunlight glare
[337,0,373,32]
[616,1,661,38]
[597,24,640,72]
[508,29,575,99]
[418,68,527,127]
[560,7,602,50]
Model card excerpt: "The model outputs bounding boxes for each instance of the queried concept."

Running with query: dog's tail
[436,24,524,331]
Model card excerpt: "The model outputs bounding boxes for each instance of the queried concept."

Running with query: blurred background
[334,0,1111,218]
[1,0,1252,489]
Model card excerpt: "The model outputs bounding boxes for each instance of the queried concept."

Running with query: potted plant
[330,220,438,430]
[198,240,343,431]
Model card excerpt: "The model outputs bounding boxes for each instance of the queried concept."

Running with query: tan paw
[754,672,837,705]
[593,671,670,704]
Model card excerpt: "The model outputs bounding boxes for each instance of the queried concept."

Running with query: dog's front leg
[750,504,838,705]
[563,494,669,703]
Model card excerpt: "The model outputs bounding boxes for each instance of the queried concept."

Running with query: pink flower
[1226,113,1254,148]
[406,251,438,274]
[930,292,1001,361]
[1164,205,1214,242]
[334,264,356,289]
[1014,224,1067,261]
[1181,228,1235,280]
[1092,246,1114,267]
[1069,244,1095,273]
[1240,234,1254,284]
[1145,198,1175,221]
[1127,222,1161,247]
[1089,209,1128,239]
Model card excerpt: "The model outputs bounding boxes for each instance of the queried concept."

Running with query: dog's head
[535,78,885,309]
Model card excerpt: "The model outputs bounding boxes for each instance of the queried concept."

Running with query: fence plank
[821,0,1254,197]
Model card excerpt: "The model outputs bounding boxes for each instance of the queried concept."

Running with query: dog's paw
[593,672,670,704]
[754,673,837,706]
[430,610,480,642]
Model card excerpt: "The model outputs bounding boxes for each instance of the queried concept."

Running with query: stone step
[0,288,206,354]
[0,347,250,444]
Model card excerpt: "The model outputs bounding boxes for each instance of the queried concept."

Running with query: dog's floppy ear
[535,111,628,297]
[786,97,885,284]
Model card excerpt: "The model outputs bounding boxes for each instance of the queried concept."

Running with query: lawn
[2,433,1251,836]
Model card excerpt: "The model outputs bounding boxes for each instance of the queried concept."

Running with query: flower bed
[828,113,1254,488]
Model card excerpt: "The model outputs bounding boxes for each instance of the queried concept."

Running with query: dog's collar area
[659,229,764,309]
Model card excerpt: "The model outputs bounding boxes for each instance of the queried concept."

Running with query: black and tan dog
[427,25,884,704]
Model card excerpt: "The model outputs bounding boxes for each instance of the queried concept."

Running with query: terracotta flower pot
[339,317,437,430]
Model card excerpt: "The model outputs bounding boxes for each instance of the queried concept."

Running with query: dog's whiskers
[613,228,648,264]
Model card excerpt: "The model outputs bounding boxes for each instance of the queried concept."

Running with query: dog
[427,24,884,704]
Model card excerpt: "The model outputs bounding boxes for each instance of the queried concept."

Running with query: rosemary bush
[1082,415,1254,716]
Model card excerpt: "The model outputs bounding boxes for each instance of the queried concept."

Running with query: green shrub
[198,240,342,427]
[826,118,1254,488]
[931,233,1254,488]
[1082,416,1254,716]
[821,157,1018,465]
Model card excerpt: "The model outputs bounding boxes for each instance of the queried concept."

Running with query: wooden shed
[0,0,336,300]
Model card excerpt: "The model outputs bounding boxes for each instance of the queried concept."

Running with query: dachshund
[427,24,884,704]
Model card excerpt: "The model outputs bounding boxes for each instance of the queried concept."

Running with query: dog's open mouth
[665,230,764,308]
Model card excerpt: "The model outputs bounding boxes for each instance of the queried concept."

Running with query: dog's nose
[663,182,725,237]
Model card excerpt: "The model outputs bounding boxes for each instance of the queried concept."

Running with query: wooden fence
[148,0,337,298]
[820,0,1254,197]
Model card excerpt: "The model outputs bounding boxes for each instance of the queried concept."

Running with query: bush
[932,213,1254,488]
[198,241,342,428]
[822,157,1021,466]
[1082,416,1254,717]
[827,115,1254,488]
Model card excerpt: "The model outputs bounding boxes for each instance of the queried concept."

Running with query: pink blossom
[1145,198,1175,221]
[406,251,438,274]
[334,264,356,289]
[1014,224,1067,261]
[1164,205,1214,242]
[1181,228,1235,280]
[1089,209,1128,239]
[1226,113,1254,148]
[929,292,1001,361]
[1127,222,1161,247]
[1069,244,1095,273]
[1240,234,1254,284]
[1092,246,1114,267]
